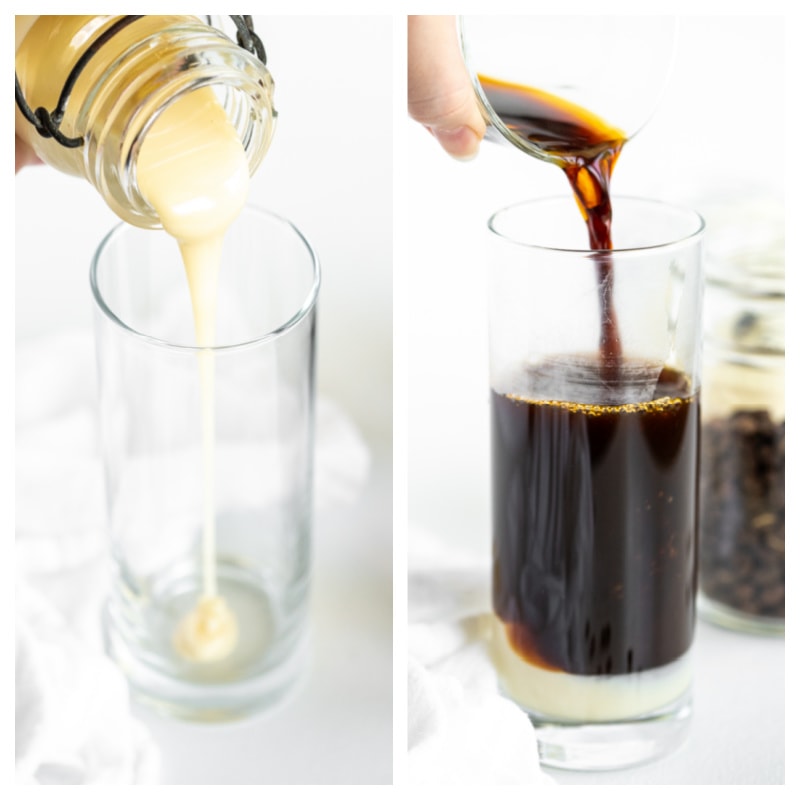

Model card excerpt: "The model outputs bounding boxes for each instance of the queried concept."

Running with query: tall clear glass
[487,197,704,770]
[91,207,319,721]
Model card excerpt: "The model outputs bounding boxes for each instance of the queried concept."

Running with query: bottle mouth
[83,19,275,229]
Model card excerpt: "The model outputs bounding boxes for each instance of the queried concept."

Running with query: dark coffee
[491,357,699,676]
[478,74,626,364]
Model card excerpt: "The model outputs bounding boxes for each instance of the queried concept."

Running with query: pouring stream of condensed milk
[137,87,249,662]
[15,16,268,664]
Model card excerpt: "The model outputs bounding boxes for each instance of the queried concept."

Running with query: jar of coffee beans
[699,198,784,635]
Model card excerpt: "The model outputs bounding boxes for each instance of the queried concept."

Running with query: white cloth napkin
[15,582,159,785]
[407,532,554,785]
[15,329,371,785]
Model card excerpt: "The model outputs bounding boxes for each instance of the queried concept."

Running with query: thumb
[408,16,486,160]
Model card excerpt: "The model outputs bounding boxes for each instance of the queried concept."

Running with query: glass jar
[486,196,705,770]
[699,197,785,635]
[15,15,276,228]
[457,15,677,162]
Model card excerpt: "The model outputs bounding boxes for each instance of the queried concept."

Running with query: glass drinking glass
[91,206,319,721]
[487,196,704,770]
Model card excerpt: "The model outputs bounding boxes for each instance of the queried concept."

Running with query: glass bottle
[15,15,276,228]
[699,197,785,635]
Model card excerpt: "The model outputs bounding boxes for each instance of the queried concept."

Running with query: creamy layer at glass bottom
[489,617,692,723]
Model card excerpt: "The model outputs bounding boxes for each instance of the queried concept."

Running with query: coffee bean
[700,409,784,620]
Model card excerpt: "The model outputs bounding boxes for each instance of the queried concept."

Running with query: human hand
[408,15,486,160]
[16,135,41,173]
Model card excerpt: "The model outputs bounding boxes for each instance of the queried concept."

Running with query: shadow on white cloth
[407,534,554,785]
[15,330,371,785]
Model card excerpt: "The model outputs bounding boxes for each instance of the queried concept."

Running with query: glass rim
[487,195,705,256]
[89,204,320,354]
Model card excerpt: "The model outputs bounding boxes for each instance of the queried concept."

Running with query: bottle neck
[15,16,276,228]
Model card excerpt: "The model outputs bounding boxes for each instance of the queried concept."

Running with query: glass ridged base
[103,559,309,722]
[530,691,692,771]
[490,614,694,770]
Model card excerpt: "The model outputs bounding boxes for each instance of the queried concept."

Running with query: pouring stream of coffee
[478,75,626,371]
